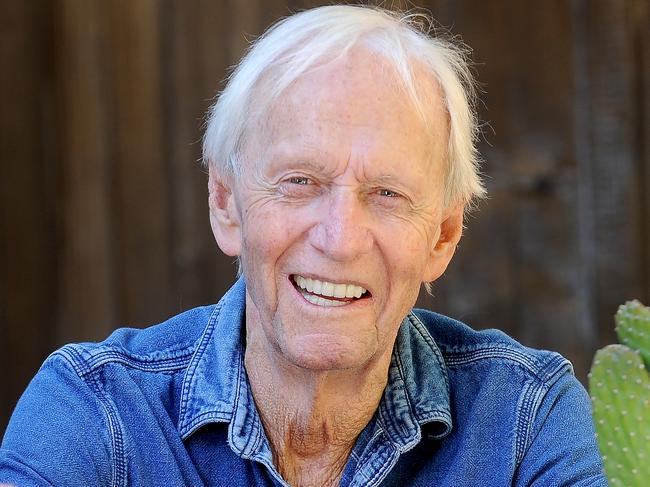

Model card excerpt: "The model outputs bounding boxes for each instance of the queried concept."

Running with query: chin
[281,337,374,371]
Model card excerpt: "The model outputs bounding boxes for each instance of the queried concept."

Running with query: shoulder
[411,308,573,386]
[0,305,221,486]
[406,309,606,485]
[50,304,218,378]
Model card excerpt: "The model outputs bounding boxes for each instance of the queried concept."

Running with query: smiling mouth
[291,275,370,307]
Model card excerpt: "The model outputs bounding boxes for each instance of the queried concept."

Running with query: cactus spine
[589,300,650,487]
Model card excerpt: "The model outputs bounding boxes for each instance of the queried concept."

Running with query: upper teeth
[294,275,366,299]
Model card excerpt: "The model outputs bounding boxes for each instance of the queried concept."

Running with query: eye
[278,175,320,199]
[378,188,399,198]
[288,176,312,185]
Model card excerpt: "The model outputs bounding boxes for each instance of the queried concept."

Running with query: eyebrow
[265,143,422,190]
[265,146,334,173]
[372,174,401,184]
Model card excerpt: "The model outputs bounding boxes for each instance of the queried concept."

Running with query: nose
[308,189,373,261]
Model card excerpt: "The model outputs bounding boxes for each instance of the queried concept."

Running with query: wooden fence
[1,0,648,432]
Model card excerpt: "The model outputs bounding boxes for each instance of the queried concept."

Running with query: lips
[291,274,369,307]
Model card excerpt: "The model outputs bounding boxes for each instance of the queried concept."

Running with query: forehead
[245,48,449,176]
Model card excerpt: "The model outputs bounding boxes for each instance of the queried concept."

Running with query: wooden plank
[570,0,601,369]
[226,0,263,61]
[107,0,174,326]
[53,0,117,343]
[159,0,209,310]
[0,0,57,432]
[581,0,647,344]
[225,0,289,59]
[195,0,234,95]
[160,0,237,310]
[637,0,650,306]
[627,0,650,302]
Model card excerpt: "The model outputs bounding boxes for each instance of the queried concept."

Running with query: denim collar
[177,277,452,455]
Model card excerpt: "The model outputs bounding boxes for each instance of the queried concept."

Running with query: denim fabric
[1,278,607,486]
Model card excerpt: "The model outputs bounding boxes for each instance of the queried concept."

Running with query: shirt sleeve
[0,355,113,487]
[513,371,608,486]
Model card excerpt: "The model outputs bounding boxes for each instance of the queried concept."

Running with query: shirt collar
[177,277,248,440]
[177,278,452,448]
[378,312,452,449]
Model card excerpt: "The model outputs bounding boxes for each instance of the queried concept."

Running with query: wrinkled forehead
[240,46,449,168]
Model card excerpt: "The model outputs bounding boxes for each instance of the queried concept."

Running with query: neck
[244,331,391,487]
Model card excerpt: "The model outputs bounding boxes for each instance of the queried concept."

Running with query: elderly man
[1,5,605,487]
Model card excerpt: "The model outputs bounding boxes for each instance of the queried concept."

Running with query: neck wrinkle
[244,335,391,486]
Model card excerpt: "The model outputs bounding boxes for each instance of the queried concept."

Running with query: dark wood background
[1,0,648,434]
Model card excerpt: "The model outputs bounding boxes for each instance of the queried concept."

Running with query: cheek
[242,224,283,262]
[239,204,312,273]
[380,228,433,287]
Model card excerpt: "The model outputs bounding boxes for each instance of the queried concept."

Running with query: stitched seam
[514,379,546,466]
[414,409,450,428]
[228,345,248,456]
[408,314,451,393]
[250,411,264,455]
[353,430,386,484]
[87,373,127,487]
[446,350,571,387]
[235,354,258,456]
[53,345,195,376]
[364,443,399,487]
[178,302,223,432]
[46,352,125,485]
[84,352,193,372]
[178,411,232,437]
[444,347,538,370]
[392,345,417,449]
[83,353,190,375]
[52,346,89,376]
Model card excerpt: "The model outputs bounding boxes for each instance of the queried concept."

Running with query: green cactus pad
[589,344,650,486]
[615,300,650,369]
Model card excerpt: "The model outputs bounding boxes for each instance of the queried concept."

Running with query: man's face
[217,49,459,371]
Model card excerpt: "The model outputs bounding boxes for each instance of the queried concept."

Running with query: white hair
[203,4,486,209]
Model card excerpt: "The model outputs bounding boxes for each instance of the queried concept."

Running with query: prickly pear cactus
[615,300,650,370]
[589,300,650,487]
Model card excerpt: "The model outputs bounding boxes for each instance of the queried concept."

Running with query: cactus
[615,300,650,370]
[589,300,650,487]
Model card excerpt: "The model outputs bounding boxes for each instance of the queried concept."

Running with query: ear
[208,167,242,257]
[422,204,464,283]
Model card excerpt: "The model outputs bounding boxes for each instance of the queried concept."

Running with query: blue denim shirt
[1,278,606,486]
